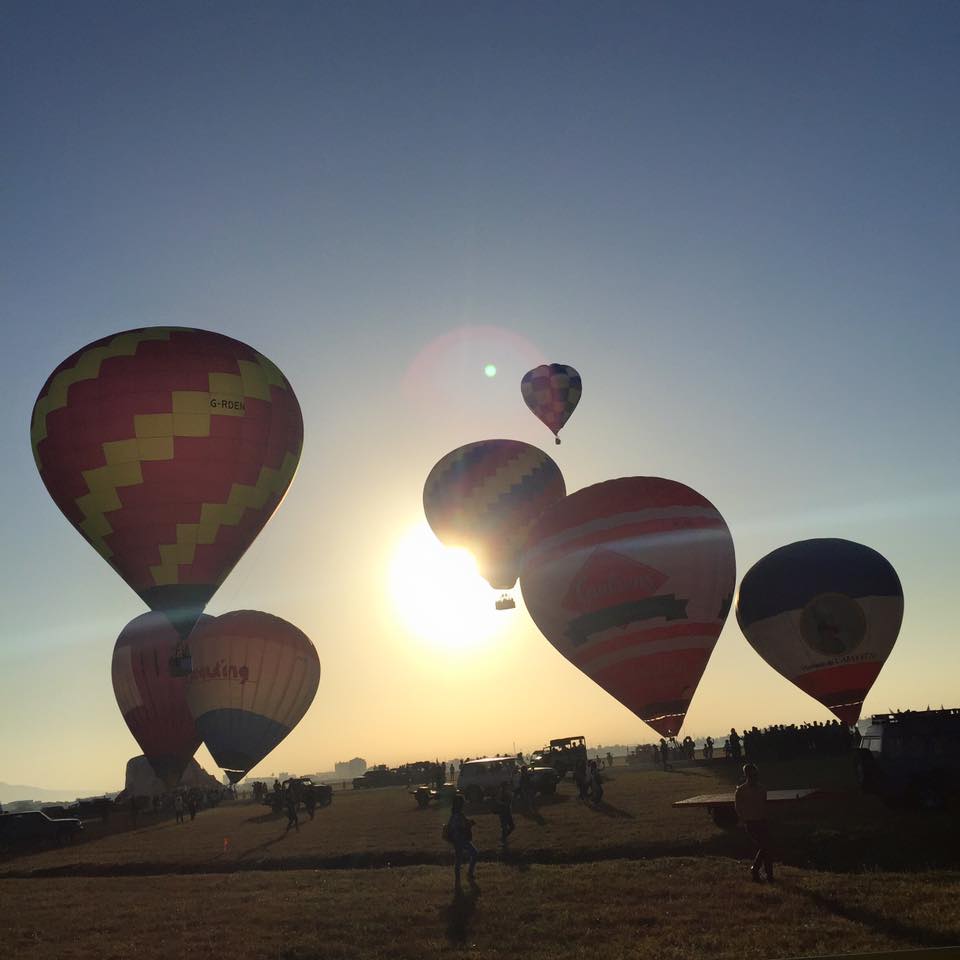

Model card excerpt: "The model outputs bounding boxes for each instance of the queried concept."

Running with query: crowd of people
[645,720,855,768]
[734,720,855,762]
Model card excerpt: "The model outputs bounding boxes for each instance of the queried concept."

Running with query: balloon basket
[495,595,516,611]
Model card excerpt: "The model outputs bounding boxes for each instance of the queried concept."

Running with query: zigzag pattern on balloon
[31,328,303,617]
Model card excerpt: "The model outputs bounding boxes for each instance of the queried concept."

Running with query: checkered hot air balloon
[112,611,211,788]
[521,364,582,444]
[423,439,566,599]
[186,610,320,784]
[31,328,303,643]
[736,539,903,726]
[520,477,736,737]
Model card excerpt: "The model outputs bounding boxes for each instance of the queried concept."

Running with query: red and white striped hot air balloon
[520,477,736,737]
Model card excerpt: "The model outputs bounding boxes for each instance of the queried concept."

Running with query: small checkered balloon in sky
[520,363,582,444]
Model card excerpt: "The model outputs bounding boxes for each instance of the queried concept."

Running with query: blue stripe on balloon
[736,539,902,627]
[195,708,292,775]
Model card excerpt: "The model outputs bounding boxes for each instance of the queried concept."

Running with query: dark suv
[855,708,960,809]
[0,811,83,853]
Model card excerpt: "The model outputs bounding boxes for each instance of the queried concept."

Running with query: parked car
[410,782,457,808]
[264,778,333,812]
[0,811,83,854]
[456,757,558,803]
[352,765,409,789]
[855,708,960,809]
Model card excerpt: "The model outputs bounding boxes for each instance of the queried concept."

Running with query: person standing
[173,793,184,824]
[187,793,197,821]
[496,781,515,845]
[588,759,604,804]
[734,763,773,882]
[574,756,589,802]
[518,764,535,813]
[659,737,669,771]
[446,795,478,888]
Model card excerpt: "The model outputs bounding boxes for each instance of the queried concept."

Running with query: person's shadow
[441,884,480,944]
[586,800,634,819]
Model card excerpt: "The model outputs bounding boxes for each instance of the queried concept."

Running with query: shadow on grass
[235,833,292,860]
[791,883,960,948]
[586,801,635,819]
[516,806,546,826]
[245,811,286,824]
[441,884,480,944]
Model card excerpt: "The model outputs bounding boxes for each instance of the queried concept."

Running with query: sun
[388,523,512,650]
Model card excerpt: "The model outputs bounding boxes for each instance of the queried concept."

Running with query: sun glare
[388,523,512,650]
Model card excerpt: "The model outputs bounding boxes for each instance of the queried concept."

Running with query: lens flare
[484,363,497,378]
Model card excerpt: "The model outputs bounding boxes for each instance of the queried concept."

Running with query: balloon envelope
[521,477,736,736]
[521,364,582,442]
[186,611,320,781]
[31,327,303,637]
[112,612,210,788]
[736,539,903,725]
[423,439,566,590]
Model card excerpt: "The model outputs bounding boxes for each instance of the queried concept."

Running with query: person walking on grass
[734,763,773,882]
[445,794,477,888]
[496,781,515,845]
[588,759,604,805]
[285,787,300,833]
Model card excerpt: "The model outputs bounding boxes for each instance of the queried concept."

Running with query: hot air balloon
[112,612,211,788]
[423,439,566,608]
[185,611,320,783]
[521,364,582,444]
[30,328,303,652]
[736,539,903,725]
[520,477,736,736]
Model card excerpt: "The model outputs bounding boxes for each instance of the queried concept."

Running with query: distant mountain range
[0,781,108,804]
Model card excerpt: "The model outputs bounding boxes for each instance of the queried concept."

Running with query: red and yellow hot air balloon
[31,328,303,641]
[521,364,582,444]
[520,477,736,736]
[423,439,565,605]
[186,611,320,783]
[736,539,903,725]
[112,611,211,788]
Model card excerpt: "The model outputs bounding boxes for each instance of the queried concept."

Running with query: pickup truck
[0,811,83,853]
[855,708,960,809]
[530,736,588,779]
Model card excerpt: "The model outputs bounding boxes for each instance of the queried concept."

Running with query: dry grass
[1,759,958,959]
[1,860,958,960]
[1,759,953,877]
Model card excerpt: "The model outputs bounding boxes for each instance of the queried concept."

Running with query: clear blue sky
[2,2,958,793]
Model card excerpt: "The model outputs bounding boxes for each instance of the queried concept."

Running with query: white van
[456,757,558,803]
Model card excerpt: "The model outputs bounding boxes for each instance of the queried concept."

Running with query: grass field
[2,759,958,959]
